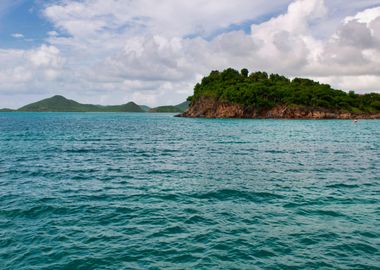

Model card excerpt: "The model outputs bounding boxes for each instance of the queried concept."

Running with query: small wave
[353,231,379,239]
[128,193,181,202]
[215,141,250,145]
[193,189,283,202]
[3,204,72,218]
[184,215,216,225]
[63,148,97,153]
[332,242,378,255]
[264,149,287,154]
[146,169,184,175]
[326,183,360,189]
[149,225,187,238]
[298,209,347,218]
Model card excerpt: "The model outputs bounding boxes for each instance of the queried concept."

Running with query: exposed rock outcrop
[178,97,380,119]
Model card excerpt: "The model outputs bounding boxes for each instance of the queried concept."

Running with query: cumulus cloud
[345,6,380,25]
[1,0,380,108]
[43,0,293,38]
[0,45,65,94]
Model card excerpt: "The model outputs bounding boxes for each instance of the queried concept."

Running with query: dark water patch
[185,215,218,226]
[127,192,183,203]
[297,237,319,246]
[62,148,100,153]
[215,141,251,145]
[150,225,187,238]
[353,230,379,239]
[326,183,360,189]
[254,249,276,258]
[264,149,287,154]
[296,209,347,218]
[146,169,183,175]
[332,242,378,255]
[1,204,74,219]
[193,189,284,202]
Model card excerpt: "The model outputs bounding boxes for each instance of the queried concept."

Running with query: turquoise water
[0,113,379,269]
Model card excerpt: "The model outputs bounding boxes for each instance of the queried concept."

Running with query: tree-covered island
[180,68,380,119]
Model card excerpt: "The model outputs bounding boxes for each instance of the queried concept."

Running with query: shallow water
[0,113,379,269]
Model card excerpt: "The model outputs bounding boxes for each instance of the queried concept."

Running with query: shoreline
[178,97,380,120]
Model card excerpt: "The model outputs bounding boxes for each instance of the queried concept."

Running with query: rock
[180,97,380,119]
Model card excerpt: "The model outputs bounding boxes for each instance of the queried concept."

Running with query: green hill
[149,101,190,113]
[18,95,144,112]
[138,105,151,112]
[175,101,190,111]
[188,68,380,114]
[94,102,144,112]
[149,106,182,113]
[0,108,15,112]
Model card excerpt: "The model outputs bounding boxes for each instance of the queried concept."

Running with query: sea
[0,112,379,269]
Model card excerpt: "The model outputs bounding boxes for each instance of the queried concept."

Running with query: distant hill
[17,95,144,112]
[0,108,15,112]
[2,95,190,113]
[175,101,190,111]
[149,106,182,113]
[149,101,190,113]
[138,105,151,112]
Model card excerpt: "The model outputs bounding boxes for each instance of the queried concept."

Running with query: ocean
[0,113,379,269]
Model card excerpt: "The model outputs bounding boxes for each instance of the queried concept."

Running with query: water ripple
[0,113,379,269]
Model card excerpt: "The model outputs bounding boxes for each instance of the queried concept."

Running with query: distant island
[1,95,189,113]
[179,68,380,119]
[148,101,190,113]
[0,108,15,112]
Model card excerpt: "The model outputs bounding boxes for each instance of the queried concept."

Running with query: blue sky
[1,0,380,108]
[0,1,49,48]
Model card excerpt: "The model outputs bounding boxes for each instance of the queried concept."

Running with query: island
[149,101,190,113]
[178,68,380,119]
[0,108,15,112]
[1,95,189,113]
[15,95,144,112]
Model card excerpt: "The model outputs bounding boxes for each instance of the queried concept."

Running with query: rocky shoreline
[177,97,380,119]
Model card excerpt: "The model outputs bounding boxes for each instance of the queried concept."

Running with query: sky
[1,0,380,108]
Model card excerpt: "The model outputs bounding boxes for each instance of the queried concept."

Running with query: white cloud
[11,33,24,38]
[345,6,380,25]
[47,31,58,37]
[43,0,293,38]
[1,0,380,108]
[0,45,65,96]
[27,45,64,68]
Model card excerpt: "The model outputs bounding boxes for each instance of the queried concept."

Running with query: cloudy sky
[1,0,380,108]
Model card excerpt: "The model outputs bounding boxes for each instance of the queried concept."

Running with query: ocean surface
[0,112,379,270]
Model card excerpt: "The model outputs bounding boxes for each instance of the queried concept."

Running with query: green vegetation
[175,101,190,112]
[3,95,189,113]
[188,68,380,113]
[149,101,190,113]
[149,106,182,113]
[0,108,15,112]
[138,105,151,112]
[18,95,144,112]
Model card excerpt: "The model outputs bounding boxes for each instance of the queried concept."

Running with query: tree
[191,68,380,113]
[241,68,249,77]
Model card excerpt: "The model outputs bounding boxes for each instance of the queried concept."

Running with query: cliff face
[179,97,380,119]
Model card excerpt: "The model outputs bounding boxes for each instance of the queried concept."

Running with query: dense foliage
[189,68,380,113]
